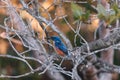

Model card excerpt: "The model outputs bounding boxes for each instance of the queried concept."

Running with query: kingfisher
[51,36,68,56]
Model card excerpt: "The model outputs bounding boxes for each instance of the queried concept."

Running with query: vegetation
[0,0,120,80]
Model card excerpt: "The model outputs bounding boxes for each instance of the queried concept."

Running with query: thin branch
[0,67,41,78]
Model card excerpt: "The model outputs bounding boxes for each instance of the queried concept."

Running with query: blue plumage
[51,36,68,55]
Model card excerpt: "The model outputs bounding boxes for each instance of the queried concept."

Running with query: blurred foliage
[0,48,42,80]
[114,50,120,65]
[71,3,90,23]
[71,2,120,25]
[66,31,75,46]
[0,57,41,80]
[67,31,84,47]
[71,3,83,20]
[78,2,97,13]
[97,3,120,25]
[0,0,120,80]
[0,14,7,25]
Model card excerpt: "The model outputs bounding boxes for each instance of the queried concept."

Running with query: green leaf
[97,3,120,25]
[71,3,83,20]
[82,10,90,21]
[97,4,107,18]
[112,3,119,14]
[107,15,117,25]
[111,3,120,18]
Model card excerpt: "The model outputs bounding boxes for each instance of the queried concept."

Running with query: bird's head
[51,36,61,43]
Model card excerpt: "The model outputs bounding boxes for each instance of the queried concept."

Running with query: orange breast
[56,48,65,56]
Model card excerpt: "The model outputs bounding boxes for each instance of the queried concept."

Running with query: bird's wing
[57,42,68,55]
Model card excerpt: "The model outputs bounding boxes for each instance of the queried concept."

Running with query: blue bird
[51,36,68,56]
